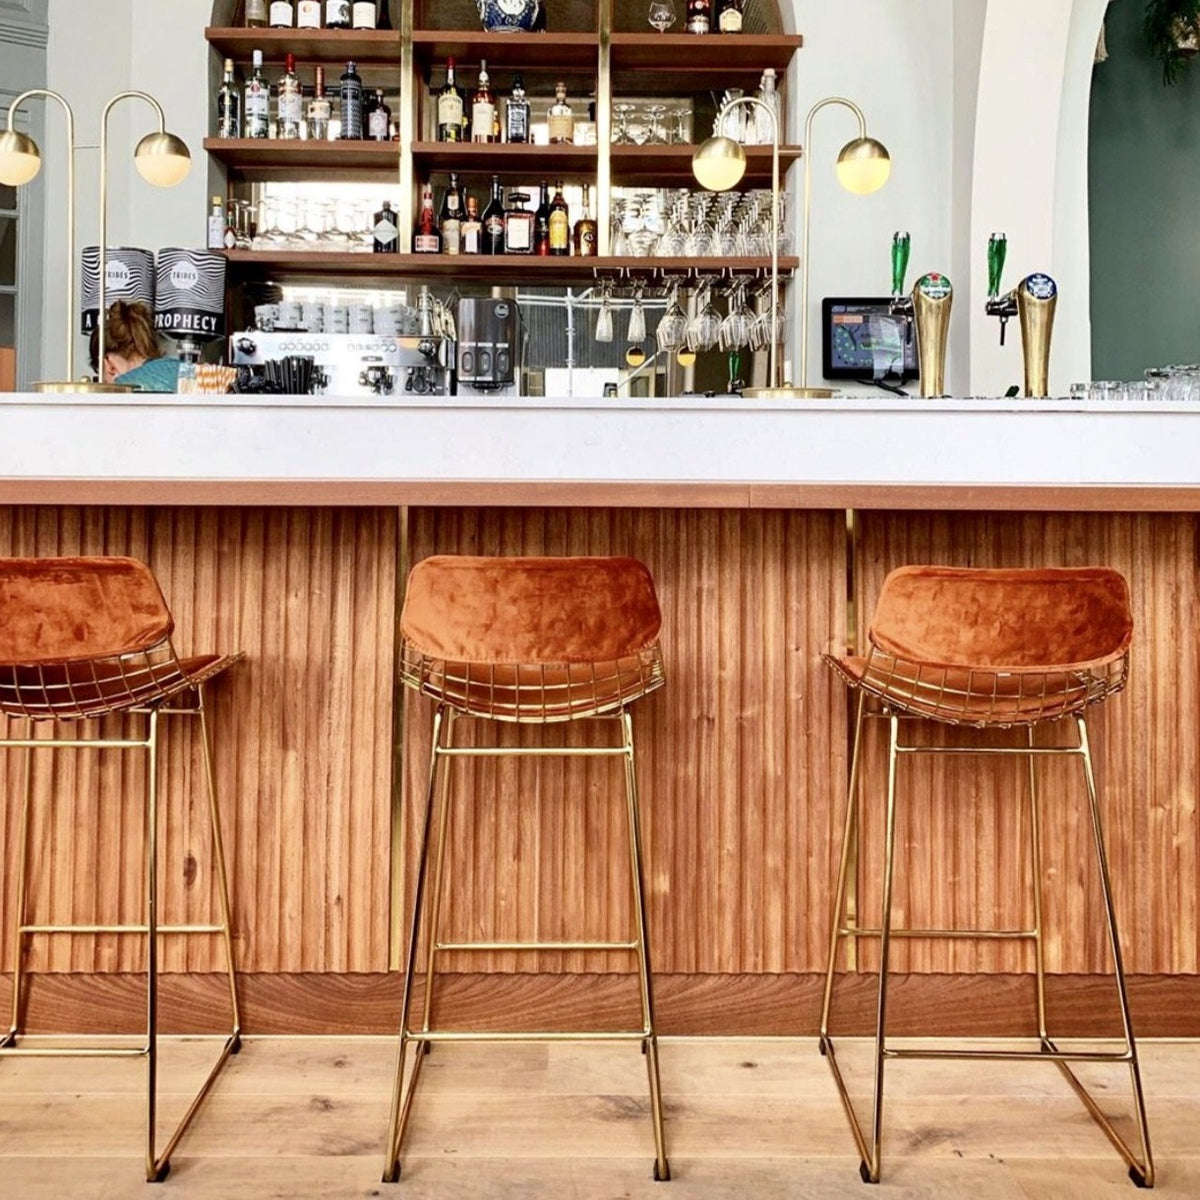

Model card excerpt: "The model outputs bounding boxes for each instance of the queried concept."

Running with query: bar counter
[0,392,1197,1040]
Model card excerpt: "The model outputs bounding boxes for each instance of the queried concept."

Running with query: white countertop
[0,392,1197,509]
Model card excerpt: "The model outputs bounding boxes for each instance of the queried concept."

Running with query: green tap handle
[987,232,1008,299]
[891,231,911,297]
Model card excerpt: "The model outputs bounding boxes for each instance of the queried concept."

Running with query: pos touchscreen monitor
[821,297,918,383]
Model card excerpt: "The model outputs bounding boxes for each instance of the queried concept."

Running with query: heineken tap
[889,231,952,398]
[984,232,1058,398]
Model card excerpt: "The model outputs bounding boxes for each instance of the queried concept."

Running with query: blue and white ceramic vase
[477,0,543,33]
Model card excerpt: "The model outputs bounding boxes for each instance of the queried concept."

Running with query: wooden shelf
[411,141,598,177]
[611,32,801,90]
[205,26,402,66]
[205,138,402,183]
[411,31,599,75]
[611,143,802,185]
[222,250,797,285]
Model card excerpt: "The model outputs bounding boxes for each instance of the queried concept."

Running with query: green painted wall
[1090,2,1200,379]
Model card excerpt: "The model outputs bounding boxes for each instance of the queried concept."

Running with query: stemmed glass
[647,0,677,31]
[720,281,755,350]
[594,281,614,343]
[655,282,689,352]
[642,103,669,146]
[612,103,639,146]
[627,284,647,344]
[687,283,722,352]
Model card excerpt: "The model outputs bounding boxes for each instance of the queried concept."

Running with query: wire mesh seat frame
[818,566,1153,1189]
[383,556,670,1184]
[0,557,244,1183]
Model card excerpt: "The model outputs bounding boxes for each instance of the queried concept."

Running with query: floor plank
[0,1037,1194,1198]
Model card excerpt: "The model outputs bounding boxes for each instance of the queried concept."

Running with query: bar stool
[383,554,669,1182]
[0,556,243,1181]
[819,565,1152,1187]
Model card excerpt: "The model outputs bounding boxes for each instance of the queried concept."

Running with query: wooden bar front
[2,499,1195,1037]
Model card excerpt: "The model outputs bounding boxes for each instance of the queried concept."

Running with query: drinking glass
[669,107,692,145]
[687,285,722,352]
[627,287,647,344]
[655,283,689,351]
[612,103,639,146]
[594,282,614,343]
[647,0,676,31]
[720,282,754,349]
[643,103,669,146]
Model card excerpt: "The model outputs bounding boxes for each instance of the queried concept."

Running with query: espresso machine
[456,295,521,396]
[889,231,953,398]
[984,232,1058,398]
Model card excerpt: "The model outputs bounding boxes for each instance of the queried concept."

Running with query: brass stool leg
[1054,716,1154,1188]
[145,710,164,1182]
[3,742,34,1047]
[622,711,670,1182]
[1026,727,1049,1043]
[383,706,452,1183]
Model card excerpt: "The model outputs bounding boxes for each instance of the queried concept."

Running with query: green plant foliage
[1144,0,1200,84]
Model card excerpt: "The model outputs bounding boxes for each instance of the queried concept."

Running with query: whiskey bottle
[547,81,574,144]
[207,195,226,250]
[325,0,351,28]
[471,60,496,144]
[573,184,598,257]
[276,53,303,140]
[505,73,530,144]
[245,0,268,27]
[373,199,399,252]
[296,0,322,28]
[338,60,364,139]
[437,58,464,142]
[461,194,483,255]
[269,0,295,27]
[307,65,332,140]
[548,180,570,256]
[481,174,505,254]
[413,183,442,253]
[216,58,241,139]
[716,0,744,32]
[352,1,378,28]
[504,192,534,255]
[439,172,464,255]
[244,50,271,139]
[533,180,551,256]
[686,0,711,33]
[366,88,391,140]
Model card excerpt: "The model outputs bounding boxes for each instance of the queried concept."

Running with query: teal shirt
[115,357,180,393]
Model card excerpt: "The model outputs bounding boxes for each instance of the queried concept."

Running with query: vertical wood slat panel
[852,511,1200,976]
[401,507,845,976]
[0,507,397,977]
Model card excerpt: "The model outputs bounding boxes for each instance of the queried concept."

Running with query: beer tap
[984,232,1017,345]
[984,232,1058,398]
[888,230,913,322]
[889,231,953,398]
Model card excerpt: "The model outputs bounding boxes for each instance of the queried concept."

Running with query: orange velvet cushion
[868,565,1132,672]
[400,555,663,666]
[0,557,173,666]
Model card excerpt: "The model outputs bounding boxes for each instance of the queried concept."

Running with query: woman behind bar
[88,300,180,392]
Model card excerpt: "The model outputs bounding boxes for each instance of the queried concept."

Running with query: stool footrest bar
[20,923,226,935]
[434,939,638,953]
[838,926,1037,940]
[407,1029,651,1044]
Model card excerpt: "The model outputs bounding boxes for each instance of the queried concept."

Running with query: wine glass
[648,0,676,32]
[612,103,639,146]
[627,285,647,344]
[643,103,669,146]
[655,282,688,352]
[594,282,614,343]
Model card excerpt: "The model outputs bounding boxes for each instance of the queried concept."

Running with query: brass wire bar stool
[383,555,670,1183]
[818,565,1153,1188]
[0,557,244,1182]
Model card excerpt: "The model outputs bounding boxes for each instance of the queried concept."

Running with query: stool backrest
[0,556,174,666]
[401,555,662,665]
[869,565,1132,672]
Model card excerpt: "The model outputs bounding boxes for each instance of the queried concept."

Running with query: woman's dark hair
[88,300,162,371]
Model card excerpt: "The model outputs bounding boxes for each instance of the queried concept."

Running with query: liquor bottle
[505,73,530,144]
[573,184,598,257]
[352,0,378,27]
[307,66,332,140]
[245,0,268,27]
[471,60,496,144]
[753,68,779,144]
[413,182,442,253]
[461,195,483,254]
[297,0,321,28]
[437,58,464,142]
[216,58,242,139]
[373,199,399,252]
[533,180,551,256]
[325,0,351,28]
[223,205,239,251]
[377,0,392,28]
[716,0,744,32]
[548,180,570,256]
[339,60,364,139]
[481,174,505,254]
[244,50,271,139]
[276,53,303,140]
[547,81,574,144]
[439,172,463,255]
[207,195,226,250]
[686,0,711,33]
[366,88,391,140]
[269,0,295,27]
[504,192,534,255]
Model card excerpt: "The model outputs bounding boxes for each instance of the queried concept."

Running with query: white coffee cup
[374,305,403,335]
[301,301,326,333]
[349,302,374,334]
[328,304,350,333]
[277,300,302,330]
[254,303,279,332]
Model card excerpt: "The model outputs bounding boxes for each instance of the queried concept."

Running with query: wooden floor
[0,1036,1197,1198]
